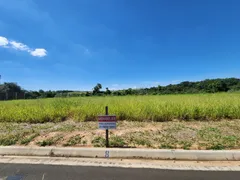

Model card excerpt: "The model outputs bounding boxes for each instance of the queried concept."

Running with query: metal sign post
[98,106,117,148]
[105,106,109,147]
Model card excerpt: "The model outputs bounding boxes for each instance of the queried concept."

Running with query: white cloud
[0,36,8,46]
[30,48,47,57]
[0,36,47,57]
[9,41,29,51]
[109,83,138,90]
[109,80,184,90]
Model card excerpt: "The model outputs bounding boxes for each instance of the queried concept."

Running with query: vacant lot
[0,93,240,150]
[0,120,240,150]
[0,93,240,123]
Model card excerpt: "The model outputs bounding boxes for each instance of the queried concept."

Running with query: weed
[160,143,175,149]
[110,136,126,147]
[134,138,148,146]
[179,141,192,150]
[0,135,19,146]
[198,127,222,140]
[92,136,105,147]
[37,134,63,147]
[63,135,82,146]
[20,133,39,145]
[37,139,52,146]
[55,124,76,132]
[208,143,225,150]
[222,135,238,148]
[82,140,87,145]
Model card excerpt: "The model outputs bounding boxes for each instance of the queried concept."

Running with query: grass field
[0,93,240,123]
[0,93,240,149]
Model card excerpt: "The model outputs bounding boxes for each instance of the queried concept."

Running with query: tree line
[0,78,240,100]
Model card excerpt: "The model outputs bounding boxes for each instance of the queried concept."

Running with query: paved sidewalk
[1,146,240,161]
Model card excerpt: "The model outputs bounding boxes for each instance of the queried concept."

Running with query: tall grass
[0,93,240,123]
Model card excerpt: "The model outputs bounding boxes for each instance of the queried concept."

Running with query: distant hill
[0,78,240,100]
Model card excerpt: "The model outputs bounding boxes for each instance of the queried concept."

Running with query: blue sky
[0,0,239,90]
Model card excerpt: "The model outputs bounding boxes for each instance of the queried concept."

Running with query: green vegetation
[1,78,240,100]
[1,93,240,123]
[1,78,240,150]
[92,136,106,147]
[0,134,19,146]
[36,134,63,146]
[91,135,126,147]
[20,133,39,145]
[125,131,153,147]
[197,127,239,150]
[110,136,126,147]
[63,135,82,146]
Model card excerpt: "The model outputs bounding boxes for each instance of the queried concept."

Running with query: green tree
[93,83,102,95]
[125,88,133,95]
[229,82,240,91]
[85,92,91,96]
[105,87,111,95]
[0,83,22,93]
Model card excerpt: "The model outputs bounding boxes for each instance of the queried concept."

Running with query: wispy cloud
[0,36,8,46]
[0,36,47,57]
[109,83,139,90]
[9,41,29,51]
[109,80,185,90]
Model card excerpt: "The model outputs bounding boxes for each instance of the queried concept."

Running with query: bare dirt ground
[0,119,240,150]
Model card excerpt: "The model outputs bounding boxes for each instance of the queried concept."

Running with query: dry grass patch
[0,120,239,150]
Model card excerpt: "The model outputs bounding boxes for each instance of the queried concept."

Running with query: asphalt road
[0,163,240,180]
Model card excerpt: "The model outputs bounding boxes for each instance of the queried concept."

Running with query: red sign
[98,116,116,122]
[98,115,116,129]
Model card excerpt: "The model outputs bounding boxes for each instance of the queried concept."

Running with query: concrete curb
[0,147,239,161]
